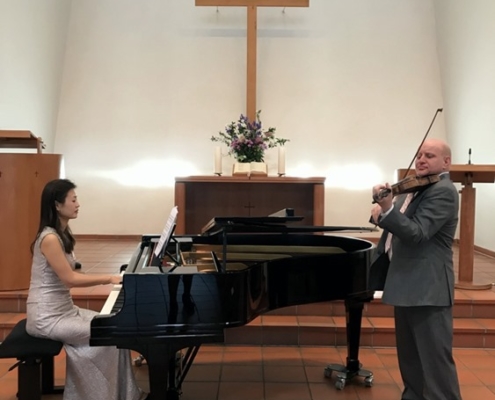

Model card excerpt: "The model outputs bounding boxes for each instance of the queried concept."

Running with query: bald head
[425,138,451,157]
[415,138,452,176]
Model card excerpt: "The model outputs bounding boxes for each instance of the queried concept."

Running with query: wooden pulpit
[0,130,46,153]
[0,130,62,291]
[398,165,495,290]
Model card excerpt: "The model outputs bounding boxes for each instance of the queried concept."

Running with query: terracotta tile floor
[1,239,495,400]
[2,346,495,399]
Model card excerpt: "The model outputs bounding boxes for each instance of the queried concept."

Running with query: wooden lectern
[0,130,62,291]
[398,165,495,290]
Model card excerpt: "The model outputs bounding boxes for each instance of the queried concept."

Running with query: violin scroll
[372,188,392,204]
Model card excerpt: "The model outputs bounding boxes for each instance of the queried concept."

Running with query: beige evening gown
[26,227,145,400]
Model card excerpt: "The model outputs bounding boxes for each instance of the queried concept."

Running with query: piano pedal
[133,355,146,367]
[175,351,184,368]
[133,352,183,368]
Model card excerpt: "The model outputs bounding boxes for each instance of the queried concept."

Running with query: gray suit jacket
[369,174,459,306]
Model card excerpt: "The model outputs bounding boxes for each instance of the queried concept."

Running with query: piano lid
[200,208,377,236]
[201,216,304,235]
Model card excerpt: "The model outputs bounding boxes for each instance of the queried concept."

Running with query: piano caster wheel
[364,375,374,387]
[335,377,346,390]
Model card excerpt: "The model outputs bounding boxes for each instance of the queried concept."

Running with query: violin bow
[371,108,444,206]
[400,108,443,180]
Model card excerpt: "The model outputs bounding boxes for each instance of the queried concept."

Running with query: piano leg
[134,343,180,400]
[324,298,373,390]
[130,333,224,400]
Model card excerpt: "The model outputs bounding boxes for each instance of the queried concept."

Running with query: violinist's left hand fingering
[372,183,393,214]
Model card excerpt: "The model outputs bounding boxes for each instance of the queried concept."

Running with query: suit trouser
[395,306,462,400]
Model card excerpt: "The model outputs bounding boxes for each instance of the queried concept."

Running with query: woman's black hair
[31,179,77,254]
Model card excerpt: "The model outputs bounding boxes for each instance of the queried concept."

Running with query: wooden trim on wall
[454,239,495,259]
[74,234,141,241]
[352,237,495,259]
[359,236,379,245]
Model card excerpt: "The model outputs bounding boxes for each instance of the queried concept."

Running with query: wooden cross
[196,0,309,121]
[243,201,256,215]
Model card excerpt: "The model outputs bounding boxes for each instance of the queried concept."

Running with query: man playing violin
[369,138,462,400]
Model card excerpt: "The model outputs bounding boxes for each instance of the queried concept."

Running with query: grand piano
[90,211,376,399]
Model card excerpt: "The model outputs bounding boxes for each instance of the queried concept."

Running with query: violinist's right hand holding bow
[371,183,393,224]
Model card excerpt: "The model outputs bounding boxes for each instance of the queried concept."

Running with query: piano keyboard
[100,286,122,315]
[100,272,125,315]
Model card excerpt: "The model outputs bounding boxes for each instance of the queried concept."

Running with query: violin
[372,108,443,204]
[372,173,441,203]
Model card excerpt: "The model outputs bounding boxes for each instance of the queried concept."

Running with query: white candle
[214,146,222,175]
[278,146,286,176]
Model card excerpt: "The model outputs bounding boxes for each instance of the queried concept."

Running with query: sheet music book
[153,206,178,258]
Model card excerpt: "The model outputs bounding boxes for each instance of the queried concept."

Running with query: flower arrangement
[211,111,288,163]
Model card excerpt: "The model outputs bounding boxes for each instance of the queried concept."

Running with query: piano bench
[0,319,64,400]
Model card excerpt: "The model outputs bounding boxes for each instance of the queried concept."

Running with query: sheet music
[154,206,178,258]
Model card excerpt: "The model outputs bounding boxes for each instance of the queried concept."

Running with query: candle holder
[214,146,222,176]
[277,146,286,177]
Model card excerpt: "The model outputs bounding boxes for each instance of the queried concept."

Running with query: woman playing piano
[25,179,147,400]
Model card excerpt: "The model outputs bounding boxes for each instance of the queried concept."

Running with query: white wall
[51,0,446,237]
[0,0,71,151]
[433,0,495,251]
[3,1,492,250]
[12,0,495,250]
